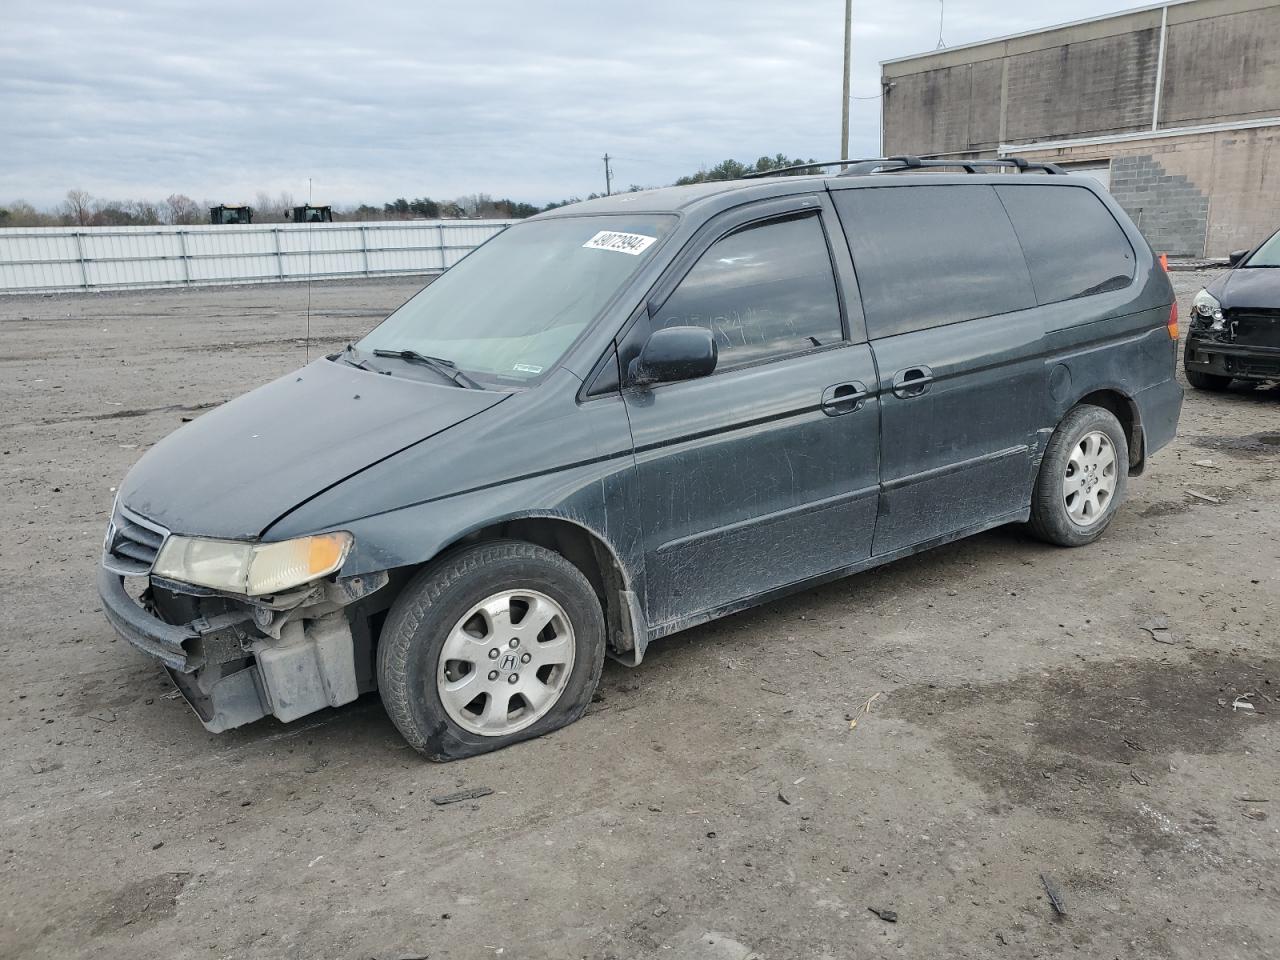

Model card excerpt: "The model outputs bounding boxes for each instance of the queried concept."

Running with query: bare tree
[165,194,201,225]
[63,189,92,226]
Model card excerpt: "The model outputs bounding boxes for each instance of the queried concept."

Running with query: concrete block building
[879,0,1280,257]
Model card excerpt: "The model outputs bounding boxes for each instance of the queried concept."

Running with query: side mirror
[632,326,717,385]
[1228,249,1249,267]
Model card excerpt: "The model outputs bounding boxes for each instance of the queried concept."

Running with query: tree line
[0,155,821,228]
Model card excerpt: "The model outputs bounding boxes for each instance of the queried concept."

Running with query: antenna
[304,177,313,362]
[936,0,947,49]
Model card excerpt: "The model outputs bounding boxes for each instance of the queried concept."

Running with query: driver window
[655,213,843,370]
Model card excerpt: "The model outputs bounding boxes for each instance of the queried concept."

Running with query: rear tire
[377,540,605,761]
[1028,404,1128,547]
[1185,369,1232,391]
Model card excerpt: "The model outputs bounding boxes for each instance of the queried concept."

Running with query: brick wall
[1108,155,1210,256]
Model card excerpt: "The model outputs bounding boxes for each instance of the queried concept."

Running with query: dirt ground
[1,271,1277,960]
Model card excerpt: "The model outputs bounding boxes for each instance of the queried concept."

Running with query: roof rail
[838,155,1067,176]
[740,160,882,178]
[736,155,1068,180]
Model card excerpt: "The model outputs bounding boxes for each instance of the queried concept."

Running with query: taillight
[1167,301,1179,340]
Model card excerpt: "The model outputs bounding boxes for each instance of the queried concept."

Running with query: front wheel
[377,541,606,761]
[1028,404,1128,547]
[1185,369,1232,391]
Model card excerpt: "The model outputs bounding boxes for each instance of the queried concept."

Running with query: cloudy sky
[2,0,1155,209]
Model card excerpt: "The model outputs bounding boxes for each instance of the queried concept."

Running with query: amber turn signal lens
[1167,302,1179,340]
[308,533,349,575]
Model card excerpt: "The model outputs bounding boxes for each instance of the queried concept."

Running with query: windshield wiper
[335,343,374,370]
[372,349,482,389]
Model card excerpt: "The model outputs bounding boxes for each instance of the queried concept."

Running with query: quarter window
[996,185,1136,304]
[655,214,843,370]
[833,185,1036,339]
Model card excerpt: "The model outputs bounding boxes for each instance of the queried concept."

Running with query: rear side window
[655,213,843,370]
[833,185,1036,339]
[996,185,1135,304]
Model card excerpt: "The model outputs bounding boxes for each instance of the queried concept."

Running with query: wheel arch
[1069,387,1144,475]
[424,514,647,664]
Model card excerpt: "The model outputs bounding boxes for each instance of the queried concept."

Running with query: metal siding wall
[0,220,513,294]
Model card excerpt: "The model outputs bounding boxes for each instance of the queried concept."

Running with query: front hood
[119,358,506,539]
[1209,268,1280,311]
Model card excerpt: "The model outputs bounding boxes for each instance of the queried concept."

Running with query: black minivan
[99,158,1183,760]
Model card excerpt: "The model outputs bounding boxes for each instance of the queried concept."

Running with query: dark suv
[99,157,1183,760]
[1184,225,1280,390]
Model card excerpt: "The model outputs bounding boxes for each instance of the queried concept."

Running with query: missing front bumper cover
[98,565,382,731]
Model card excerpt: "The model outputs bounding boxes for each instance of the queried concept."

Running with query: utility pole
[841,0,852,168]
[603,153,613,196]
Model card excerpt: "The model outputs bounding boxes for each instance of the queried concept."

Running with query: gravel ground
[1,271,1277,960]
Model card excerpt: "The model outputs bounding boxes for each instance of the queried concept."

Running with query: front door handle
[891,365,933,399]
[821,381,869,416]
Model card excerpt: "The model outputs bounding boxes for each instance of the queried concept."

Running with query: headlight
[1192,289,1224,324]
[152,532,352,596]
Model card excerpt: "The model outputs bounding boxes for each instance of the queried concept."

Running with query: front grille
[1230,310,1280,350]
[1225,355,1280,377]
[103,505,169,576]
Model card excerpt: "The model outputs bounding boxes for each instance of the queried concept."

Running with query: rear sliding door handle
[821,381,869,416]
[891,365,933,399]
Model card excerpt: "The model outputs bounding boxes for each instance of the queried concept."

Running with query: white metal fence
[0,219,515,294]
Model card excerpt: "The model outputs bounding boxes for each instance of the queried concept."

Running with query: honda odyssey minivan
[99,157,1183,760]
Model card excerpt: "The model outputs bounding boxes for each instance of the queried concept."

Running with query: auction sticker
[582,230,657,255]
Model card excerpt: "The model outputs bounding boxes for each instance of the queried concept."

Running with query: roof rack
[838,155,1067,176]
[740,160,876,178]
[739,155,1067,179]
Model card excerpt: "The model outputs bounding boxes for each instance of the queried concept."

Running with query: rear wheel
[1029,404,1128,547]
[1185,369,1232,391]
[377,540,605,761]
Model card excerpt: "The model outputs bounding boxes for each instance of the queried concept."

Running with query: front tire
[1185,369,1232,391]
[1028,404,1128,547]
[377,540,605,761]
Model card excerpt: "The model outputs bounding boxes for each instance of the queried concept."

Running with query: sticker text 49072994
[581,230,657,256]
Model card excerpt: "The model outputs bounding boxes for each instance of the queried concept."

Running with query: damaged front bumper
[1186,330,1280,382]
[97,563,386,732]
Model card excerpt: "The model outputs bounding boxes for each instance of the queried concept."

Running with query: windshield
[358,214,675,383]
[1243,229,1280,267]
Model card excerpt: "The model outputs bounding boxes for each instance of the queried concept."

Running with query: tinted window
[833,185,1036,338]
[655,214,842,370]
[996,185,1135,303]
